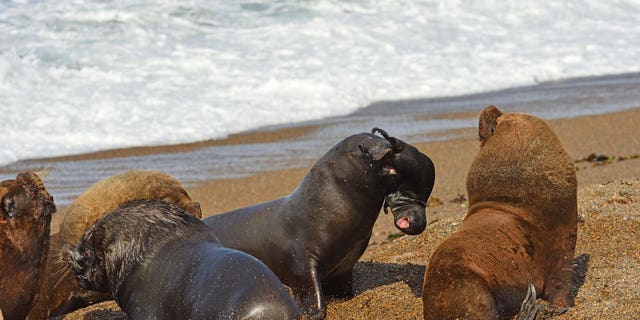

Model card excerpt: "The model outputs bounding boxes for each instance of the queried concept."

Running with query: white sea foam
[1,0,639,166]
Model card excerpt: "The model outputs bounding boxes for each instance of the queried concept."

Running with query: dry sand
[58,108,640,319]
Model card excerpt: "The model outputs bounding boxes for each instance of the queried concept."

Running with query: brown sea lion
[29,170,201,319]
[422,105,578,319]
[59,170,201,244]
[204,128,436,319]
[64,199,302,320]
[0,172,56,320]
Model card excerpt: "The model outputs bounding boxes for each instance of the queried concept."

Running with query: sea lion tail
[516,281,540,320]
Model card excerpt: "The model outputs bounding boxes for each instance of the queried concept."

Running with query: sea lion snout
[393,207,426,235]
[63,241,103,291]
[1,173,55,221]
[385,192,427,235]
[63,244,81,271]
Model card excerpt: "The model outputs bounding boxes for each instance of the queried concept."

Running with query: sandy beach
[46,106,640,320]
[3,1,639,318]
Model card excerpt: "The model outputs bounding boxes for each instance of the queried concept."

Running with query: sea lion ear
[479,105,503,143]
[371,127,403,154]
[360,145,393,161]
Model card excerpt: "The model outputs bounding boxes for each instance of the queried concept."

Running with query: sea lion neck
[465,201,539,223]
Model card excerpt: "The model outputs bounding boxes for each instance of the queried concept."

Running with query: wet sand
[54,106,640,320]
[188,108,640,243]
[5,73,640,211]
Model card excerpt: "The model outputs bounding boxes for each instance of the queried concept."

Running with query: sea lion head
[359,128,435,235]
[63,213,119,294]
[64,199,212,297]
[0,171,56,254]
[0,171,56,319]
[468,105,577,211]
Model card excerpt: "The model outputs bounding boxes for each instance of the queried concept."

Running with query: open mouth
[395,216,410,229]
[384,192,427,235]
[390,209,426,235]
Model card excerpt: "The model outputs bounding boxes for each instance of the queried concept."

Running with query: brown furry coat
[422,106,577,319]
[28,170,201,319]
[0,172,55,320]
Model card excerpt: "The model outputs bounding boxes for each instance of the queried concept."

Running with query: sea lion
[64,199,302,320]
[421,106,578,319]
[0,172,56,320]
[59,170,202,244]
[29,170,202,319]
[204,128,436,319]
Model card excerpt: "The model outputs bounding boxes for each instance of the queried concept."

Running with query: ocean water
[1,0,640,167]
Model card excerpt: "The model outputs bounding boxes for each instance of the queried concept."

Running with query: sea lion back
[467,110,577,215]
[59,170,201,244]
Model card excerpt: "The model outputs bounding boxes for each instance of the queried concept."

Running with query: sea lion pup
[64,199,302,320]
[0,172,56,320]
[204,128,436,319]
[422,105,577,319]
[29,170,202,319]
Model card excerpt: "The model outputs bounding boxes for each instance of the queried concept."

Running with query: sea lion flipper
[516,281,540,320]
[290,264,326,319]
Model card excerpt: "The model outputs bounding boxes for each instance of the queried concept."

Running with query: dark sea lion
[29,170,202,319]
[422,106,578,319]
[64,199,301,320]
[0,172,56,320]
[204,128,436,319]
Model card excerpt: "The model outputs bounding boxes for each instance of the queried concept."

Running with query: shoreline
[5,71,640,169]
[186,107,640,243]
[3,71,640,210]
[57,106,640,319]
[7,107,640,240]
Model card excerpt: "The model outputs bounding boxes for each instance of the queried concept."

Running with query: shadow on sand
[348,253,589,303]
[67,254,590,319]
[352,261,426,298]
[570,253,590,300]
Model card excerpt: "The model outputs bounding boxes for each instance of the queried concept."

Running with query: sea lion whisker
[50,264,68,281]
[50,247,69,268]
[53,268,71,290]
[53,259,69,273]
